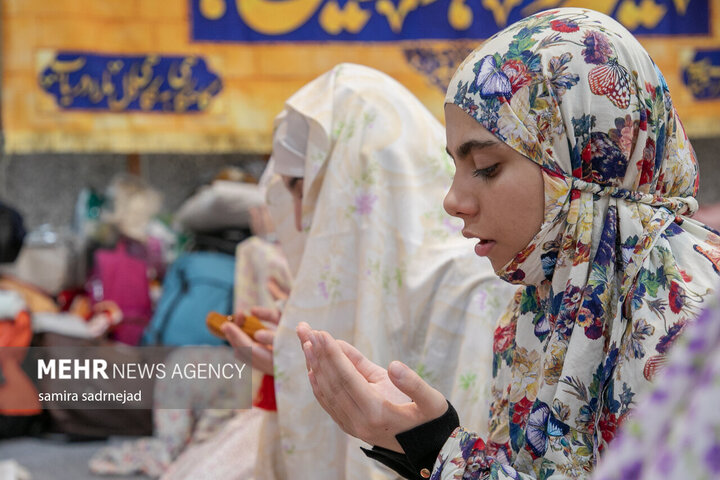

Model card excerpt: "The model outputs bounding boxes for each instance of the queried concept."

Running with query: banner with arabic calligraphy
[2,0,720,154]
[683,50,720,100]
[191,0,708,41]
[39,53,222,112]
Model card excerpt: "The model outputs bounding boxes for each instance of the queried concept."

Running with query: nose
[443,174,477,219]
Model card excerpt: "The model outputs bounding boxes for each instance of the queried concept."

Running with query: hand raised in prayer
[296,322,448,453]
[248,205,276,239]
[266,277,290,304]
[222,306,280,375]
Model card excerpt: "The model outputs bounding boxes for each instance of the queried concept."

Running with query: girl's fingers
[388,361,447,418]
[254,329,275,346]
[337,339,385,381]
[222,322,253,349]
[311,331,376,410]
[267,277,290,301]
[250,306,281,325]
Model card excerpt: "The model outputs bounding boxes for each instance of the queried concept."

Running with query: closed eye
[473,163,499,179]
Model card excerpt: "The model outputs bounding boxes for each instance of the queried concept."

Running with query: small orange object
[206,311,264,340]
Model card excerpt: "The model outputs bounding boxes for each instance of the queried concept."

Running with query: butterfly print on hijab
[588,58,632,109]
[525,400,570,457]
[471,55,512,99]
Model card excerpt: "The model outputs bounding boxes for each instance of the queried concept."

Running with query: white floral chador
[271,64,518,480]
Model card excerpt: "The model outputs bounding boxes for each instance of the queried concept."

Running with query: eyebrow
[446,139,498,159]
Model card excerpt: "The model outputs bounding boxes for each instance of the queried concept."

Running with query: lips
[461,230,496,257]
[474,239,496,257]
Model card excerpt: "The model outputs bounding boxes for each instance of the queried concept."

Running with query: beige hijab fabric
[269,63,517,479]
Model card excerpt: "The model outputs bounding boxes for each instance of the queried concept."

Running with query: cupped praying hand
[296,322,448,453]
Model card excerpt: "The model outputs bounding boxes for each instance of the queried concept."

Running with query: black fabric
[191,227,252,255]
[362,445,416,479]
[0,414,47,439]
[362,401,460,479]
[0,201,25,264]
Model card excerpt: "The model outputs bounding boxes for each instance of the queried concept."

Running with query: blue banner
[39,53,222,112]
[191,0,709,42]
[683,50,720,100]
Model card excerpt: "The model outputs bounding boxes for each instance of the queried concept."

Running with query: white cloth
[0,291,25,320]
[270,108,308,178]
[269,63,518,480]
[174,180,264,232]
[0,460,31,480]
[233,236,293,314]
[31,312,109,338]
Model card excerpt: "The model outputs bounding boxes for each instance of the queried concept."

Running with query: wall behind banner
[4,0,720,155]
[0,154,266,229]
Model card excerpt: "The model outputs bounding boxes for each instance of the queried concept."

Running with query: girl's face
[282,175,304,232]
[443,104,545,271]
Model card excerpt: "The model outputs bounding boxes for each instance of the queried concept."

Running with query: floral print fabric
[270,63,518,480]
[435,8,720,480]
[591,288,720,479]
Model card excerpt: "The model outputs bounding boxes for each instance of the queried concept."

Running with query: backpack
[93,241,152,345]
[142,252,235,346]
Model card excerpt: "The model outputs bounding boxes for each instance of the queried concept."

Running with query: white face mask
[270,108,309,178]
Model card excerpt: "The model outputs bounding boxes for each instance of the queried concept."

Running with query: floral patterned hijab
[434,7,720,479]
[270,64,517,480]
[592,290,720,479]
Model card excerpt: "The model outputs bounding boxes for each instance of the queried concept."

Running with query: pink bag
[92,242,152,345]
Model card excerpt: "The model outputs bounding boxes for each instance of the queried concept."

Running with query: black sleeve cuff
[397,401,460,476]
[361,445,416,479]
[361,400,460,479]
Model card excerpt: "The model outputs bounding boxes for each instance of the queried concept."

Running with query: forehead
[444,104,496,149]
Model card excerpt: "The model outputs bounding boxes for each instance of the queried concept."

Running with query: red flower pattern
[599,411,618,444]
[551,19,580,32]
[637,137,656,186]
[494,323,516,353]
[501,59,533,95]
[669,281,685,314]
[512,397,534,426]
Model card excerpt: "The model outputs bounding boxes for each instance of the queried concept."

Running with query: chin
[488,253,513,273]
[488,257,502,272]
